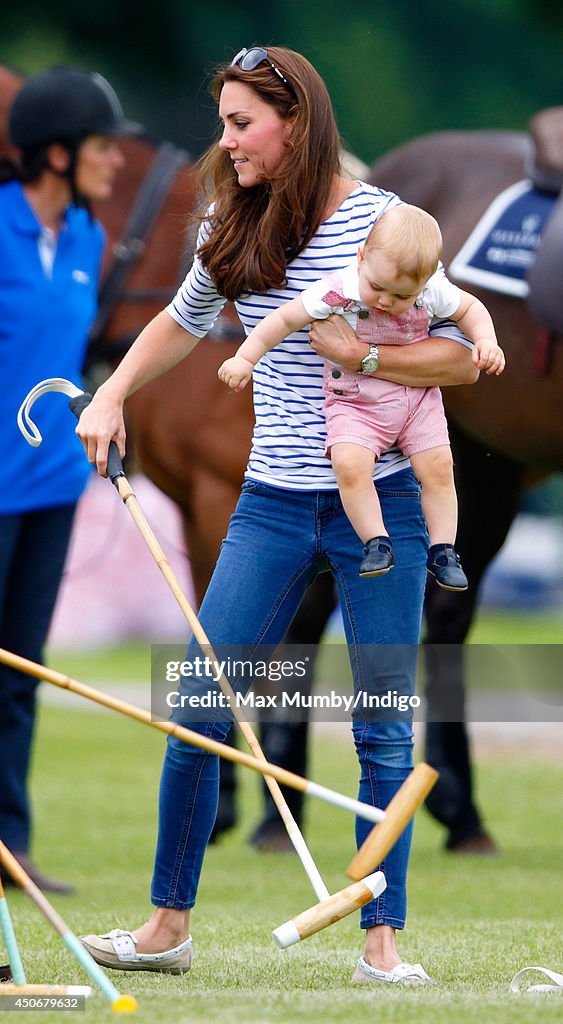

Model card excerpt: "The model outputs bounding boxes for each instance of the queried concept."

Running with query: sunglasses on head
[230,47,292,90]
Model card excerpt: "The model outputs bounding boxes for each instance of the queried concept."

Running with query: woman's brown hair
[196,47,341,301]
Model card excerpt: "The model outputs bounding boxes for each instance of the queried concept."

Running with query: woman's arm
[308,315,479,387]
[76,310,199,476]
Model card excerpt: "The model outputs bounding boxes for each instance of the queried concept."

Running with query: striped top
[166,183,419,490]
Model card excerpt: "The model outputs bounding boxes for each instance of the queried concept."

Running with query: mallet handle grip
[68,392,125,483]
[346,762,438,881]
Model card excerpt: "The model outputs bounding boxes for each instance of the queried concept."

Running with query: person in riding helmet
[0,66,131,893]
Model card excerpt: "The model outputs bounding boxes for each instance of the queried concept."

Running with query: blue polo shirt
[0,180,104,513]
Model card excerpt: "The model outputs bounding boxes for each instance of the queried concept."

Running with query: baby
[218,204,504,589]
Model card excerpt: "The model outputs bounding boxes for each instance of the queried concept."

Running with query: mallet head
[272,870,386,948]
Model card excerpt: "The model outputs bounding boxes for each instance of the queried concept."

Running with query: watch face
[362,355,378,373]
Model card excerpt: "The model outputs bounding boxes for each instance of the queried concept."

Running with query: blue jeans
[152,469,427,930]
[0,504,76,852]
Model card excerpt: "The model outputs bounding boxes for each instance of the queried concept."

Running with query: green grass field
[1,610,561,1022]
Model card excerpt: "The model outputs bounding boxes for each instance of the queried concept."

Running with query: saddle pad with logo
[449,180,556,298]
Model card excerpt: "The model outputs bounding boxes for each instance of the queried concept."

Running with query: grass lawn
[0,706,559,1021]
[2,611,559,1021]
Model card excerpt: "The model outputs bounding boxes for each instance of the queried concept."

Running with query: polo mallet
[17,379,375,908]
[0,877,26,985]
[0,842,136,1013]
[0,648,388,943]
[272,761,438,947]
[0,645,389,827]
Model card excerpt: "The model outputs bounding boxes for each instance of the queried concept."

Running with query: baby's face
[357,248,422,315]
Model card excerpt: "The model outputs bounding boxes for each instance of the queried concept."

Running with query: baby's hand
[218,355,254,391]
[472,339,506,376]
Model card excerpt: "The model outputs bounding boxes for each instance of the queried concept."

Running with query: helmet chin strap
[67,146,88,209]
[47,141,91,212]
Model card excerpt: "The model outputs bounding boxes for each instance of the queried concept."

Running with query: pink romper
[301,266,457,459]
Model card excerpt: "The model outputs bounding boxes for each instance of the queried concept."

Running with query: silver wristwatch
[360,344,379,374]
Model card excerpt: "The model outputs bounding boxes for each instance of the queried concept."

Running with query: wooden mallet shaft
[346,762,439,881]
[0,647,385,826]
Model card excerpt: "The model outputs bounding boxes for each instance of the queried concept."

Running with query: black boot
[0,853,74,894]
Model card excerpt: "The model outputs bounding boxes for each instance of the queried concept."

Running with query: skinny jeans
[152,469,427,930]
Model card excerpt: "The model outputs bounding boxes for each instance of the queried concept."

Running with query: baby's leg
[410,445,468,591]
[330,442,394,578]
[409,445,457,545]
[330,442,385,542]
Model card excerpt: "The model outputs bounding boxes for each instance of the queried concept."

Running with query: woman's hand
[308,315,364,370]
[311,315,480,387]
[74,384,127,477]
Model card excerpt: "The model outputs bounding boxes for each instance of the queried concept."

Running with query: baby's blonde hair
[364,204,443,285]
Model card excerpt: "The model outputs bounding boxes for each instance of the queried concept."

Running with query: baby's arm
[452,291,505,375]
[218,296,311,391]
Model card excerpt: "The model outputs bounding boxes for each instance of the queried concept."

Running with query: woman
[0,66,127,892]
[78,47,477,984]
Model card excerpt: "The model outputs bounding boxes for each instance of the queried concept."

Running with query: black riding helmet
[8,65,135,151]
[7,66,139,206]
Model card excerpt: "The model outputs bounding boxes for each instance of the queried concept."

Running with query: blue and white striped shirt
[167,183,420,490]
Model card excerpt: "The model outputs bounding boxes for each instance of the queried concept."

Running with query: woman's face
[218,80,292,187]
[74,135,125,201]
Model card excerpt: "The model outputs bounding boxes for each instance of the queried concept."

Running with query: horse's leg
[249,572,338,851]
[423,420,525,852]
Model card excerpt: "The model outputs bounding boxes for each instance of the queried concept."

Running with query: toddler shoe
[427,544,468,591]
[359,536,395,577]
